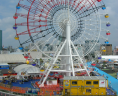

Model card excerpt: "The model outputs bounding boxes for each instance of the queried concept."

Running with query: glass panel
[86,81,91,84]
[86,89,91,93]
[72,81,77,85]
[65,89,67,92]
[93,81,98,84]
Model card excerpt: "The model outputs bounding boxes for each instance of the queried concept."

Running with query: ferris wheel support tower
[39,20,90,86]
[13,0,108,87]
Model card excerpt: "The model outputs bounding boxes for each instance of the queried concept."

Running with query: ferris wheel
[13,0,110,86]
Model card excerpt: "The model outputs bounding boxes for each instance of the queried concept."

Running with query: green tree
[40,58,43,65]
[103,61,106,68]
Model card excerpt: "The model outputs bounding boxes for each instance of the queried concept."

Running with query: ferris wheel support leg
[69,40,75,76]
[39,40,67,86]
[70,41,83,63]
[70,46,82,69]
[70,41,90,76]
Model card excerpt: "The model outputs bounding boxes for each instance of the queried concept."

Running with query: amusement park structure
[13,0,111,88]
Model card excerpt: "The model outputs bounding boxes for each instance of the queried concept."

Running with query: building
[63,76,108,96]
[100,44,112,55]
[0,30,2,50]
[113,46,118,55]
[7,46,13,52]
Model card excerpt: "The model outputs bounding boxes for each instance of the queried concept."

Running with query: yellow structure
[105,14,109,18]
[40,69,45,72]
[26,60,29,64]
[53,64,59,69]
[63,76,108,96]
[14,36,19,40]
[102,50,106,52]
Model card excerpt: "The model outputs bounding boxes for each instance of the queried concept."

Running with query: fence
[0,82,117,96]
[0,82,27,95]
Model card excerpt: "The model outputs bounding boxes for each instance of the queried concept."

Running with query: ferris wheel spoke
[16,19,47,27]
[99,35,108,41]
[17,27,39,35]
[33,28,61,41]
[71,2,87,19]
[27,0,49,11]
[86,0,97,10]
[84,30,99,38]
[72,0,95,14]
[16,13,47,20]
[50,0,57,6]
[16,13,29,19]
[21,32,52,45]
[31,27,53,37]
[17,26,52,36]
[74,0,85,11]
[71,26,83,40]
[19,4,39,14]
[73,30,86,43]
[75,7,95,20]
[77,1,88,12]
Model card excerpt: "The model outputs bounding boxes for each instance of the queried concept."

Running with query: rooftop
[63,76,105,80]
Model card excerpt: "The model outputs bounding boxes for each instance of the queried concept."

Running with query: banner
[99,80,105,87]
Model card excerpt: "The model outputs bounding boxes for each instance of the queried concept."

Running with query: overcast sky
[0,0,118,49]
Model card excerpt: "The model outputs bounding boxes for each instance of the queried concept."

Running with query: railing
[0,82,63,96]
[0,81,117,96]
[0,83,27,95]
[108,85,117,96]
[33,77,41,79]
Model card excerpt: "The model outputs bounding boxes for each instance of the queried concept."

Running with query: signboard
[99,80,105,87]
[64,80,69,86]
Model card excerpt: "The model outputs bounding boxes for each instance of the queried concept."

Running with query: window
[86,89,91,93]
[93,81,98,84]
[49,80,52,84]
[65,89,67,92]
[4,66,6,68]
[86,81,91,84]
[72,81,77,85]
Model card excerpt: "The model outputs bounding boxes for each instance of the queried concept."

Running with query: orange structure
[0,83,27,94]
[36,82,61,96]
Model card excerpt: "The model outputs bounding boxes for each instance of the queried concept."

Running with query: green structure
[0,30,2,50]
